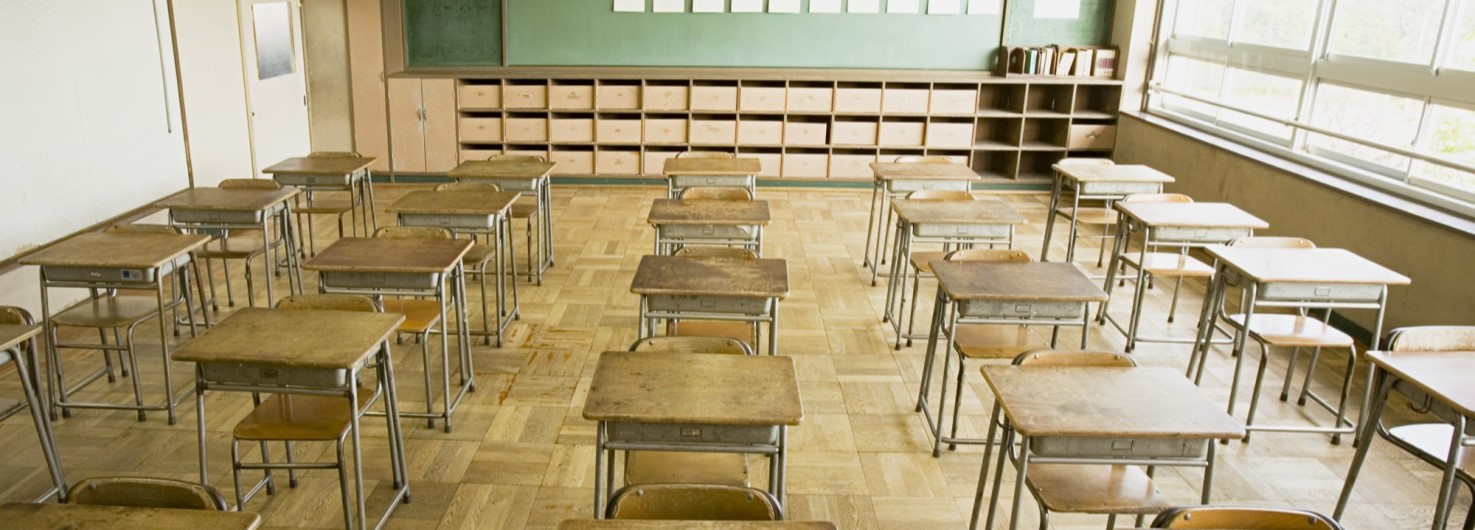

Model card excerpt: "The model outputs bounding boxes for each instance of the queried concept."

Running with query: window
[1173,0,1233,40]
[1236,0,1318,50]
[1452,3,1475,70]
[1327,0,1445,64]
[1308,84,1422,172]
[1414,103,1475,195]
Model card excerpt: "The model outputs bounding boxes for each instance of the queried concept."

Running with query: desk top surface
[0,502,262,529]
[1115,202,1268,229]
[932,261,1107,302]
[263,156,374,175]
[303,238,472,274]
[448,160,556,179]
[1052,164,1176,184]
[1367,350,1475,417]
[0,324,41,352]
[559,521,835,530]
[156,188,299,211]
[869,162,980,180]
[648,199,772,225]
[983,366,1245,438]
[386,190,521,216]
[21,232,210,269]
[583,351,802,425]
[663,157,763,176]
[172,308,403,370]
[631,255,789,298]
[1206,247,1411,285]
[891,199,1026,225]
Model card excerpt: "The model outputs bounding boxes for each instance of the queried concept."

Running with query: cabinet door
[387,78,425,172]
[421,79,459,172]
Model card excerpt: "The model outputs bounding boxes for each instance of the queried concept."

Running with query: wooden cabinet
[388,77,457,172]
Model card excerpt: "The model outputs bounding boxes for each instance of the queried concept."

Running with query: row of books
[1002,46,1117,78]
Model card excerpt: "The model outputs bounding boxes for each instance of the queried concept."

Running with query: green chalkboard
[404,0,502,66]
[1004,0,1114,47]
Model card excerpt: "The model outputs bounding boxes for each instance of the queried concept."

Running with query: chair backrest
[488,154,546,162]
[893,155,952,164]
[1123,193,1193,203]
[606,484,781,521]
[946,248,1032,263]
[67,477,229,511]
[275,294,380,313]
[104,223,182,235]
[218,178,282,190]
[308,151,362,159]
[681,187,753,201]
[1056,157,1115,167]
[1386,326,1475,352]
[674,247,759,260]
[435,182,502,192]
[1228,236,1316,249]
[373,226,453,240]
[1013,349,1138,367]
[677,151,734,159]
[0,306,33,326]
[904,190,973,201]
[629,336,755,355]
[1151,506,1344,529]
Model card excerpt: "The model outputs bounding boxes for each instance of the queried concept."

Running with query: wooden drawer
[550,118,594,143]
[457,84,501,109]
[458,117,502,143]
[782,153,830,178]
[834,88,882,113]
[1068,124,1117,151]
[596,150,640,175]
[925,122,975,148]
[597,85,641,110]
[784,122,828,146]
[690,119,737,144]
[750,152,782,177]
[737,120,783,144]
[504,117,547,142]
[930,89,979,114]
[459,148,500,162]
[503,85,547,109]
[739,87,786,112]
[830,154,877,178]
[691,86,739,111]
[596,118,642,144]
[504,148,548,160]
[788,87,834,112]
[550,85,594,110]
[645,119,688,144]
[831,121,878,145]
[879,121,925,146]
[644,85,689,111]
[643,151,680,175]
[882,88,929,114]
[550,150,594,175]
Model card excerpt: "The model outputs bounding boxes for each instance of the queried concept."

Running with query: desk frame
[268,157,378,239]
[1,324,66,502]
[165,193,305,305]
[863,165,976,287]
[1040,165,1170,265]
[451,168,555,285]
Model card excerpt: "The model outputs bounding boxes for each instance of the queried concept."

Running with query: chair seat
[1123,252,1215,277]
[463,243,495,267]
[675,247,754,260]
[196,235,266,259]
[670,320,754,349]
[953,324,1033,360]
[1385,423,1475,475]
[381,299,444,334]
[1027,464,1173,514]
[1228,314,1354,348]
[1061,207,1118,226]
[908,251,950,274]
[510,199,539,219]
[233,393,355,442]
[295,201,353,215]
[53,296,160,327]
[624,451,750,487]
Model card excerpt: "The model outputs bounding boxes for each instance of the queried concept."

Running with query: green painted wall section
[404,0,502,66]
[1003,0,1114,46]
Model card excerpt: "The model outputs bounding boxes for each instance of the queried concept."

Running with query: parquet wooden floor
[0,185,1465,529]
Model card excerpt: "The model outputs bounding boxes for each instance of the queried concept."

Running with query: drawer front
[788,87,834,112]
[550,151,595,174]
[596,120,643,143]
[171,208,265,225]
[1258,283,1383,303]
[645,119,689,144]
[1068,124,1118,151]
[644,86,690,111]
[912,222,1011,239]
[608,421,779,445]
[957,300,1086,319]
[646,294,769,314]
[834,88,882,113]
[925,122,975,148]
[43,265,160,284]
[549,85,594,110]
[690,120,737,144]
[643,151,679,175]
[691,86,739,111]
[930,89,978,114]
[782,154,829,178]
[596,151,640,174]
[274,173,353,188]
[829,154,876,178]
[321,270,440,290]
[737,121,783,144]
[783,122,828,146]
[456,84,501,109]
[460,148,501,162]
[882,88,929,114]
[1032,437,1209,459]
[200,363,348,388]
[1151,226,1252,244]
[887,179,972,193]
[670,174,755,188]
[1078,181,1160,196]
[398,212,496,230]
[597,85,641,110]
[549,118,595,143]
[660,224,759,240]
[458,117,503,143]
[831,121,878,145]
[739,87,786,112]
[503,85,548,109]
[751,153,782,177]
[878,122,925,146]
[505,118,548,142]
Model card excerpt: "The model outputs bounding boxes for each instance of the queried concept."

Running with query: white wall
[173,0,256,186]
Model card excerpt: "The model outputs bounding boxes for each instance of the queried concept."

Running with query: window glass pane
[1174,0,1233,40]
[1328,0,1444,64]
[1161,55,1224,117]
[1451,2,1475,71]
[1414,104,1475,193]
[1236,0,1317,50]
[1309,83,1423,172]
[1220,68,1301,138]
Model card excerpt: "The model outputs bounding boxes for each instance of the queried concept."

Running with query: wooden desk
[863,162,980,285]
[172,308,407,529]
[1099,202,1268,351]
[21,231,210,424]
[1041,164,1174,264]
[0,502,262,530]
[0,324,65,502]
[560,521,836,530]
[647,199,771,256]
[884,198,1026,349]
[303,237,475,432]
[265,155,378,237]
[1188,247,1410,443]
[1338,350,1475,530]
[157,187,305,301]
[449,159,557,283]
[918,261,1107,456]
[662,157,763,199]
[583,351,803,518]
[386,190,522,346]
[971,366,1244,530]
[630,255,789,355]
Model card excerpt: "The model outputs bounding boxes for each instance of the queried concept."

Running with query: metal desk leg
[347,382,368,528]
[863,179,882,269]
[1335,369,1391,520]
[915,291,949,413]
[1433,416,1468,529]
[767,301,780,356]
[1094,216,1133,323]
[1064,188,1083,264]
[1006,437,1033,530]
[195,366,210,484]
[1040,173,1063,262]
[436,281,454,433]
[968,402,1004,530]
[11,341,66,502]
[593,421,607,518]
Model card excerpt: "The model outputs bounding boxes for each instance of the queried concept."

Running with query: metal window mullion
[1295,0,1339,153]
[1408,96,1439,184]
[1226,0,1247,46]
[1430,0,1463,74]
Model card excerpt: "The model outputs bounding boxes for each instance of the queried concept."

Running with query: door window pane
[1174,0,1233,40]
[1414,104,1475,192]
[1236,0,1317,50]
[1220,68,1302,138]
[1309,83,1424,171]
[1328,0,1444,64]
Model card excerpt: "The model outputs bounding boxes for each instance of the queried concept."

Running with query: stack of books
[999,45,1117,78]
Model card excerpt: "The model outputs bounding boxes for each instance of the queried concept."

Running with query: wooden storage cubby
[1024,84,1075,117]
[1019,118,1070,150]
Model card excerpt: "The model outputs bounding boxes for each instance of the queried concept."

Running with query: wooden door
[387,77,425,172]
[421,79,459,172]
[238,0,311,176]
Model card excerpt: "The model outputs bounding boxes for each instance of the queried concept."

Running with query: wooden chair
[629,336,755,355]
[680,186,753,201]
[68,477,229,511]
[1227,236,1316,249]
[488,154,547,284]
[606,484,781,521]
[431,182,516,345]
[1151,505,1344,529]
[434,182,501,192]
[677,151,734,159]
[287,153,364,257]
[893,189,976,350]
[194,178,287,311]
[373,226,458,427]
[1055,157,1119,267]
[1111,193,1214,350]
[664,250,761,352]
[674,246,760,260]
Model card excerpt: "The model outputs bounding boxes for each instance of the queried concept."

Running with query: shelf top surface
[397,66,1126,86]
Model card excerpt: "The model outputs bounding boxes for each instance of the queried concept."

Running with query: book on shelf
[996,45,1119,78]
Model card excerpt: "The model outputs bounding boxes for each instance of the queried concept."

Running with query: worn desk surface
[263,156,374,175]
[303,238,472,275]
[1115,202,1268,229]
[448,160,556,180]
[559,521,835,530]
[931,261,1107,302]
[648,199,771,225]
[0,502,262,530]
[983,366,1244,439]
[869,162,980,181]
[172,308,402,370]
[386,190,521,216]
[583,351,802,426]
[630,255,789,298]
[662,157,762,176]
[891,198,1026,225]
[0,324,41,352]
[1367,350,1475,418]
[20,232,210,270]
[1206,247,1411,285]
[1052,164,1176,184]
[156,188,299,212]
